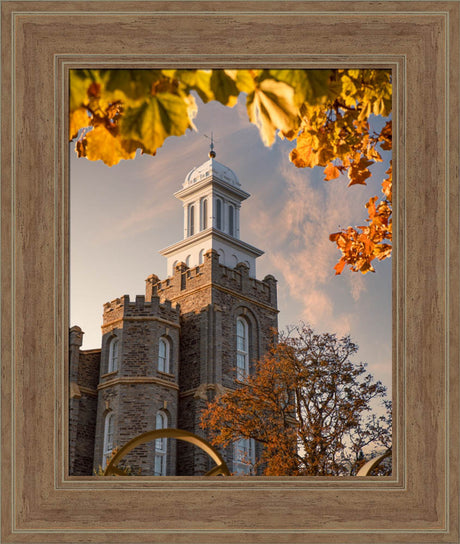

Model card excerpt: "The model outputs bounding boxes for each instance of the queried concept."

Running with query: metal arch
[103,428,230,476]
[356,448,392,476]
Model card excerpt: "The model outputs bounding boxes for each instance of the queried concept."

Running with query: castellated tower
[152,143,278,474]
[93,296,181,476]
[69,145,278,476]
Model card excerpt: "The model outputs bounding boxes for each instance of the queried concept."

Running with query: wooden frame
[1,1,458,542]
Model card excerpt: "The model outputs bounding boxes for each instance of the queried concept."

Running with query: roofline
[174,175,250,201]
[159,228,264,258]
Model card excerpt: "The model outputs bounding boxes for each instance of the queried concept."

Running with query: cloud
[100,198,178,243]
[247,155,368,335]
[348,272,367,302]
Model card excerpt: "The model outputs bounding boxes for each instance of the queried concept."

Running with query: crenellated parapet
[102,294,180,327]
[220,261,278,307]
[145,249,277,309]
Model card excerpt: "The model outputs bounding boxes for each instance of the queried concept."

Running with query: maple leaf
[69,68,392,274]
[365,196,378,219]
[87,82,101,98]
[269,69,331,106]
[348,156,373,186]
[210,69,239,107]
[120,92,193,155]
[69,107,90,140]
[105,69,163,102]
[246,78,300,147]
[84,126,136,166]
[378,120,392,151]
[169,69,214,103]
[324,162,341,181]
[333,259,346,275]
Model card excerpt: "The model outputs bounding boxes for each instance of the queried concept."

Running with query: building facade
[69,147,278,476]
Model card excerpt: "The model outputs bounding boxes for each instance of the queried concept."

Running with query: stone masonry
[147,249,278,475]
[69,150,279,476]
[69,251,277,476]
[69,326,100,476]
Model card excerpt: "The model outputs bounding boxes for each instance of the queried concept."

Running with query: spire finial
[205,132,216,158]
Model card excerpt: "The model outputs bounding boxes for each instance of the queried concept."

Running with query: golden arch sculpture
[104,428,230,476]
[356,448,392,476]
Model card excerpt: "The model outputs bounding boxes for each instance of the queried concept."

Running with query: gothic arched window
[158,337,171,373]
[188,204,195,236]
[233,438,255,475]
[199,249,205,264]
[102,412,114,467]
[236,317,249,379]
[108,337,119,373]
[200,198,208,230]
[228,204,234,236]
[216,198,222,230]
[154,411,168,476]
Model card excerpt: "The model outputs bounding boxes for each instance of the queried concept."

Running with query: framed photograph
[2,1,458,542]
[69,67,393,480]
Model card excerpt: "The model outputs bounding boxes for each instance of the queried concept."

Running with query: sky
[70,93,392,393]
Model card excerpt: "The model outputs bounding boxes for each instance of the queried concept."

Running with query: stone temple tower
[69,144,278,476]
[149,143,279,475]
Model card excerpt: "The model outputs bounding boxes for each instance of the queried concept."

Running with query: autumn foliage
[93,447,141,476]
[200,324,391,476]
[70,69,392,274]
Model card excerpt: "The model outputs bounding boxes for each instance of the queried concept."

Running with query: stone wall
[145,249,278,475]
[69,326,100,476]
[146,250,277,311]
[72,246,278,476]
[94,382,178,475]
[93,295,181,475]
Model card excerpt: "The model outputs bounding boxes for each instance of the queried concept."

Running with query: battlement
[102,294,180,325]
[145,249,277,308]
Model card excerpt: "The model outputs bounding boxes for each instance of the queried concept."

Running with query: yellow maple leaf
[247,78,299,147]
[69,107,90,140]
[84,126,136,167]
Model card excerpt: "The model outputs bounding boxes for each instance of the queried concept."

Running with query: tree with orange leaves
[200,324,391,476]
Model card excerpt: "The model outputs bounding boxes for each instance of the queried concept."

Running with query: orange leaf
[334,259,346,275]
[324,162,341,181]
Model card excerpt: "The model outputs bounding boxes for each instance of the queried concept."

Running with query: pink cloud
[247,156,368,334]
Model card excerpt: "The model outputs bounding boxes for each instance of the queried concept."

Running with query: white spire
[160,147,263,277]
[205,132,216,159]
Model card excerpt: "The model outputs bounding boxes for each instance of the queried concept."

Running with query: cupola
[160,143,263,277]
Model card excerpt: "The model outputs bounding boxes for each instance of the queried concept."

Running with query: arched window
[188,204,195,236]
[102,412,114,467]
[185,255,191,268]
[228,204,234,236]
[154,411,168,476]
[236,317,249,379]
[233,438,255,475]
[200,198,208,230]
[158,337,171,373]
[217,248,225,264]
[198,249,205,264]
[108,338,119,373]
[215,198,222,230]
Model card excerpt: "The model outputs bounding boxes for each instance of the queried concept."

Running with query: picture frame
[1,1,458,542]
